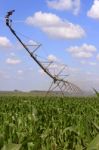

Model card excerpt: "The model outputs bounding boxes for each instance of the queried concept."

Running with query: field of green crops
[0,95,99,150]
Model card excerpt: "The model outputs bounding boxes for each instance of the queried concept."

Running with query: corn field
[0,95,99,150]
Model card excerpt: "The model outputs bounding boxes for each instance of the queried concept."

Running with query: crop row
[0,96,99,150]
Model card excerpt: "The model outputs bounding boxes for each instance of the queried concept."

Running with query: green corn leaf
[92,122,99,132]
[1,143,22,150]
[87,134,99,150]
[75,144,83,150]
[0,134,4,149]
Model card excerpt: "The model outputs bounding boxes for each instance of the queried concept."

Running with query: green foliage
[0,134,4,149]
[93,88,99,97]
[1,143,21,150]
[0,95,99,150]
[87,134,99,150]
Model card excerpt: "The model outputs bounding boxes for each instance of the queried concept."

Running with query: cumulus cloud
[26,11,85,39]
[6,58,21,65]
[87,0,99,19]
[0,36,12,48]
[74,52,93,58]
[47,54,58,62]
[47,0,80,15]
[67,43,96,58]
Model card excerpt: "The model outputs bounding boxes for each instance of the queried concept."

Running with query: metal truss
[5,10,82,96]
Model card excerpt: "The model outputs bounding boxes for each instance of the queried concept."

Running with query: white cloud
[28,40,39,45]
[89,62,97,66]
[80,60,86,64]
[74,52,93,58]
[80,60,97,66]
[6,58,21,65]
[17,70,23,74]
[10,52,16,56]
[0,36,12,48]
[87,0,99,19]
[47,0,80,15]
[67,43,96,58]
[26,11,85,39]
[47,54,57,62]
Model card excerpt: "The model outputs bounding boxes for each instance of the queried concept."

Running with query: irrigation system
[5,10,81,96]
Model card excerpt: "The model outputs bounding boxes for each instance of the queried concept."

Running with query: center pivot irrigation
[5,10,81,96]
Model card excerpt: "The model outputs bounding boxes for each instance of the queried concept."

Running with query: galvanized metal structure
[5,10,81,96]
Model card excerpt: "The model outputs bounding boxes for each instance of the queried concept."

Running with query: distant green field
[0,95,99,150]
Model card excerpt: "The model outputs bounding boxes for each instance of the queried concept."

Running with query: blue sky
[0,0,99,91]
